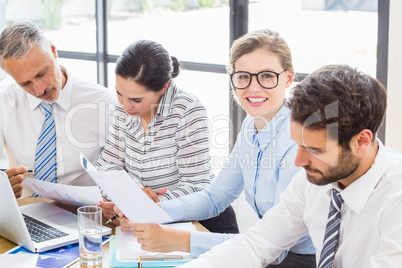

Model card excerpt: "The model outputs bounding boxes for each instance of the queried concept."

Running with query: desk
[0,197,208,267]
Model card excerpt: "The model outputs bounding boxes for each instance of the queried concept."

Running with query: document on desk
[7,237,111,268]
[80,153,173,224]
[23,177,103,206]
[116,223,193,264]
[0,253,38,267]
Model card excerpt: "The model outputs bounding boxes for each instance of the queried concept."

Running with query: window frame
[56,0,388,148]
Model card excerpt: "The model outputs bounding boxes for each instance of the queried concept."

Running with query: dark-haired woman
[95,40,238,234]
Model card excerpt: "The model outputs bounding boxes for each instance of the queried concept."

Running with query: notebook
[0,171,111,253]
[114,222,195,267]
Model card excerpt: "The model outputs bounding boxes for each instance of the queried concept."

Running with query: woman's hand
[141,187,168,203]
[132,223,191,253]
[108,187,167,228]
[98,199,120,225]
[113,205,134,231]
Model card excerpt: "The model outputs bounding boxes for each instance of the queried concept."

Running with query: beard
[305,149,360,186]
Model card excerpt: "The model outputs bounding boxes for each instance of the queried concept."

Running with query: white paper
[80,153,173,224]
[116,223,194,261]
[0,253,38,267]
[23,177,103,206]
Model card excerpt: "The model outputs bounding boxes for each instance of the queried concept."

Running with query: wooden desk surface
[0,197,207,267]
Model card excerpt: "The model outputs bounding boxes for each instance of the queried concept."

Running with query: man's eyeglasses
[230,70,287,90]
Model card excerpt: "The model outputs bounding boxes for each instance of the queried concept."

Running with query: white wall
[385,0,402,153]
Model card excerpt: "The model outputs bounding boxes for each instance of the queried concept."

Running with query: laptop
[0,171,111,252]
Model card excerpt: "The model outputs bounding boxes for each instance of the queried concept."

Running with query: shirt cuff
[190,231,237,258]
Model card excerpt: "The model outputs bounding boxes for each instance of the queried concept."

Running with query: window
[249,0,378,77]
[108,1,230,65]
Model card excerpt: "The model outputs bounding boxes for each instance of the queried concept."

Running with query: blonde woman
[115,30,315,267]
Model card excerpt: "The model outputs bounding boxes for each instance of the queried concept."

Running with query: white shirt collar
[327,139,387,214]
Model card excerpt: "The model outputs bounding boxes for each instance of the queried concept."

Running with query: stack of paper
[111,223,195,267]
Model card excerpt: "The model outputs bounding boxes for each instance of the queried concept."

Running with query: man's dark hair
[287,64,386,150]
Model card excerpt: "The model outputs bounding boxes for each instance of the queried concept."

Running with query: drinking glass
[77,206,102,267]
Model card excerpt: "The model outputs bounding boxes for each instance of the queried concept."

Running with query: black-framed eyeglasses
[230,70,287,90]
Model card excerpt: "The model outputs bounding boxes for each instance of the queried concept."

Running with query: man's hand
[141,187,167,203]
[5,165,28,198]
[98,199,120,225]
[133,223,191,253]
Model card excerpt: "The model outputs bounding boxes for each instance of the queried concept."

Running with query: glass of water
[77,206,102,267]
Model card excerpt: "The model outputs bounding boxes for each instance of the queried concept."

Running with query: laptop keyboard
[23,214,69,243]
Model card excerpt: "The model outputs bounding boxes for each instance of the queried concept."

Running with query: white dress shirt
[0,67,116,197]
[180,141,402,268]
[160,106,314,258]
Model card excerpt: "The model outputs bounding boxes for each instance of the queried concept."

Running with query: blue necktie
[318,189,344,268]
[33,102,57,196]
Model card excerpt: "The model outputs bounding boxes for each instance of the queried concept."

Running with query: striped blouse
[95,81,213,201]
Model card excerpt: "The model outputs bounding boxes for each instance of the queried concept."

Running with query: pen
[0,169,36,174]
[138,257,142,268]
[105,213,118,224]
